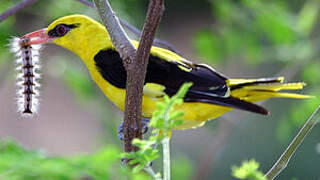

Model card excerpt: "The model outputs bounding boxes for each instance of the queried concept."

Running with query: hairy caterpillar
[10,37,42,116]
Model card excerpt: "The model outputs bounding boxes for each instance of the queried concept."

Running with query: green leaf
[232,159,267,180]
[124,83,192,176]
[0,139,150,180]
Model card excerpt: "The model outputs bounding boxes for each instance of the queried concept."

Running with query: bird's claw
[118,118,150,141]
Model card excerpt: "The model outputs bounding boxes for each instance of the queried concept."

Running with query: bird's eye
[48,23,79,38]
[56,25,67,36]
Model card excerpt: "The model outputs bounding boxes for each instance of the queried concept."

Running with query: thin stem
[265,105,320,180]
[162,99,171,180]
[144,166,162,180]
[162,137,171,180]
[0,0,38,22]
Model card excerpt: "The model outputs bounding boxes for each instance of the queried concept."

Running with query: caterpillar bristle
[10,37,42,116]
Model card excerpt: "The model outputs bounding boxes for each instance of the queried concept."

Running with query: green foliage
[193,29,224,63]
[0,139,151,180]
[193,0,320,149]
[0,1,17,66]
[124,83,192,178]
[193,0,319,64]
[302,61,320,85]
[149,83,192,134]
[296,0,320,36]
[125,137,160,173]
[232,159,266,180]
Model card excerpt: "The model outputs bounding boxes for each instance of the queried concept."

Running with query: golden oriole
[22,14,310,129]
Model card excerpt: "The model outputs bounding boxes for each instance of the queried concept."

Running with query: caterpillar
[10,37,42,116]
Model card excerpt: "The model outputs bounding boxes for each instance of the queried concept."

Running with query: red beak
[21,28,52,45]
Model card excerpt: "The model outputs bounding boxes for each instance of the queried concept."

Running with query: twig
[0,0,38,22]
[75,0,180,54]
[265,105,320,180]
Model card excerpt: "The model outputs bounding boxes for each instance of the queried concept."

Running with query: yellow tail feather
[239,82,306,91]
[227,77,311,102]
[227,77,284,86]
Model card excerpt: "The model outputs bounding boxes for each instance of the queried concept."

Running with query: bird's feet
[118,118,150,141]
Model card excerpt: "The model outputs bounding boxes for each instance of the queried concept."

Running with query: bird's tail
[226,77,311,102]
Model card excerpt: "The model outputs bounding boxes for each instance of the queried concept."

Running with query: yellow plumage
[41,15,310,129]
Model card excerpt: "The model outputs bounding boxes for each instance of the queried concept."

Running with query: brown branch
[93,0,137,154]
[123,0,165,153]
[0,0,38,22]
[93,0,164,154]
[75,0,179,54]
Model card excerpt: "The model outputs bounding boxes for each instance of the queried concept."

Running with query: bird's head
[22,14,111,59]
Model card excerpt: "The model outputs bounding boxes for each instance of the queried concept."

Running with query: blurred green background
[0,0,319,179]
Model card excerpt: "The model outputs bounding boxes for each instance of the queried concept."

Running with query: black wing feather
[94,49,268,115]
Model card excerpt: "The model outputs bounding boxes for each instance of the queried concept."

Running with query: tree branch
[265,105,320,180]
[0,0,38,22]
[123,0,165,153]
[93,0,164,154]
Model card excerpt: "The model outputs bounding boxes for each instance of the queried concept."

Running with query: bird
[22,14,310,132]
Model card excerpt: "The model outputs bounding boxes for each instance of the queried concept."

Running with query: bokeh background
[0,0,320,179]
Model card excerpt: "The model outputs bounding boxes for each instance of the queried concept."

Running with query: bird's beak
[21,28,52,45]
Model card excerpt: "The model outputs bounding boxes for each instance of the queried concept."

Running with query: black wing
[94,49,268,115]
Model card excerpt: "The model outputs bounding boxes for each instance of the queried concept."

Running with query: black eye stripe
[48,23,79,38]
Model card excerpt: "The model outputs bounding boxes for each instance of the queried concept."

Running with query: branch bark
[0,0,38,22]
[93,0,164,154]
[122,0,164,153]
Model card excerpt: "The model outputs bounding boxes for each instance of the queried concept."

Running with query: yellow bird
[22,14,309,131]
